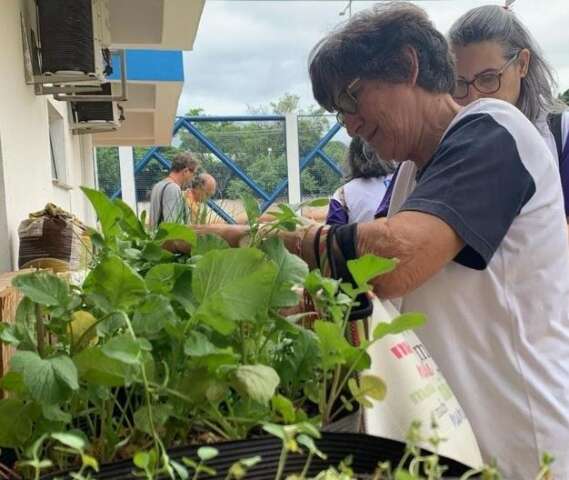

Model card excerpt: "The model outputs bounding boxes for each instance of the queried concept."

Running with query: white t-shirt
[395,99,569,478]
[328,175,393,224]
[387,110,569,218]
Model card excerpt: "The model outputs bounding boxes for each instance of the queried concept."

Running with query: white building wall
[0,0,97,272]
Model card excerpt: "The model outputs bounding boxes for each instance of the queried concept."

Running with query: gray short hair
[448,5,566,123]
[309,2,456,112]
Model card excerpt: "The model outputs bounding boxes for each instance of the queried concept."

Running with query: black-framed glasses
[335,77,361,126]
[453,52,520,100]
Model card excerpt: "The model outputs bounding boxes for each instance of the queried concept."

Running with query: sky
[178,0,569,116]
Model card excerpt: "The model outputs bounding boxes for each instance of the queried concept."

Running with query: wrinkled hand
[192,224,250,247]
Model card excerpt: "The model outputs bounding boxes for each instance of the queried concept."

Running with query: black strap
[157,181,174,225]
[547,113,563,162]
[328,224,373,321]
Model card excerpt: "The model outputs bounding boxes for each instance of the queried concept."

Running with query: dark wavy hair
[309,2,456,113]
[345,137,396,180]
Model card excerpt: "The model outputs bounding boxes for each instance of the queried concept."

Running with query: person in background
[326,136,395,225]
[185,173,217,224]
[450,4,569,225]
[380,4,569,225]
[148,152,198,228]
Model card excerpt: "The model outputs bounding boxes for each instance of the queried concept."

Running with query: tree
[95,147,120,197]
[95,93,348,208]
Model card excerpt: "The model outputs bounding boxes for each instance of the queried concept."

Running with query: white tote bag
[362,297,483,469]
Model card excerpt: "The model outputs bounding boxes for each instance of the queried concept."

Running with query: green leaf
[133,404,173,435]
[10,351,78,404]
[144,263,187,295]
[373,312,427,340]
[12,272,70,307]
[0,399,33,447]
[81,187,123,241]
[81,454,100,472]
[347,254,397,288]
[297,434,327,460]
[14,297,37,350]
[261,237,308,308]
[51,432,85,451]
[241,193,261,227]
[262,423,285,440]
[95,310,128,336]
[395,469,417,480]
[299,197,330,208]
[192,234,229,256]
[231,365,280,404]
[134,451,150,469]
[141,242,172,262]
[349,375,387,408]
[192,248,277,334]
[0,322,20,346]
[83,255,147,310]
[132,294,177,336]
[114,198,148,240]
[197,447,219,462]
[274,328,320,387]
[0,371,25,394]
[74,346,130,386]
[170,460,188,480]
[272,394,296,423]
[155,223,197,247]
[183,331,218,357]
[102,335,143,365]
[42,404,72,423]
[314,320,352,370]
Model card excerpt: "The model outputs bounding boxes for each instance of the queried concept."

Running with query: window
[48,103,68,184]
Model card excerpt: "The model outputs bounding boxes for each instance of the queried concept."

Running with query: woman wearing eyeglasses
[196,4,569,476]
[326,136,395,225]
[383,5,569,227]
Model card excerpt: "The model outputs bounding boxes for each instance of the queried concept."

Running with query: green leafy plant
[0,189,420,479]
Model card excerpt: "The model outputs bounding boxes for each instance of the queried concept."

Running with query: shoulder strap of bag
[157,181,174,225]
[547,112,563,162]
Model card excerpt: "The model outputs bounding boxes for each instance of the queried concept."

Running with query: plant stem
[299,452,314,480]
[35,304,46,358]
[274,444,288,480]
[123,316,173,479]
[323,365,342,424]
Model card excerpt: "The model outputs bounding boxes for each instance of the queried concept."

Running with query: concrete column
[118,146,137,212]
[285,112,301,205]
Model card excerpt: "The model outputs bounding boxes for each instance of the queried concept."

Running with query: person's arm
[356,212,463,298]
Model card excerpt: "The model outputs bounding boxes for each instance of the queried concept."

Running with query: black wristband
[328,224,372,321]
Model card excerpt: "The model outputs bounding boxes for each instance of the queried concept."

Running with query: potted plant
[0,188,467,480]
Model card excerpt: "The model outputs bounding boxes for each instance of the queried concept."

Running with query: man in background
[148,152,198,228]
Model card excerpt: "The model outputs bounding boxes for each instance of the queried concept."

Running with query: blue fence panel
[103,115,345,223]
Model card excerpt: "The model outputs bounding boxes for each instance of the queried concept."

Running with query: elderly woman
[326,136,395,225]
[200,3,569,477]
[382,5,569,225]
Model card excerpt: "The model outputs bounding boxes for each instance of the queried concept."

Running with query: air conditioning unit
[22,0,113,89]
[70,83,124,134]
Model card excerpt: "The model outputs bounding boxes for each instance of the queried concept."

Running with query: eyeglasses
[335,78,361,126]
[453,52,520,100]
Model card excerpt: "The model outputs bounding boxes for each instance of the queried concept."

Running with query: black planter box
[43,433,471,479]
